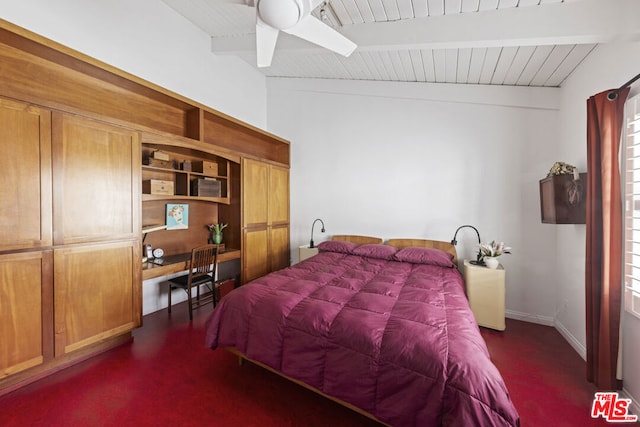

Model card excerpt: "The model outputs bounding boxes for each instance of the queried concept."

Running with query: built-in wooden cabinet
[54,241,139,356]
[0,99,53,380]
[0,18,289,394]
[0,98,52,252]
[52,113,141,244]
[242,159,290,283]
[0,104,142,391]
[0,251,53,378]
[51,114,142,355]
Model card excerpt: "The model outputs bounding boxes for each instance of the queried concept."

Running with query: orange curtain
[585,87,629,390]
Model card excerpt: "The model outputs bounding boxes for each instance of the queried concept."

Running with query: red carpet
[0,303,621,426]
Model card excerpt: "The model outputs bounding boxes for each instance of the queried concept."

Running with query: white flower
[479,241,512,258]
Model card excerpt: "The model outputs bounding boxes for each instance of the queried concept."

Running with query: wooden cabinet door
[268,165,290,271]
[0,98,52,252]
[52,113,141,245]
[242,159,290,282]
[242,158,268,228]
[0,251,53,376]
[243,227,269,283]
[268,164,289,225]
[269,224,290,272]
[54,241,141,356]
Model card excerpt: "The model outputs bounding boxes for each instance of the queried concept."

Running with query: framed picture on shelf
[166,204,189,230]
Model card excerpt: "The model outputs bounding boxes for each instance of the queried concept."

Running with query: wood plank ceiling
[161,0,636,87]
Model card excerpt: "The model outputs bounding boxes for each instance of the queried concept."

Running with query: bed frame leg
[238,356,244,366]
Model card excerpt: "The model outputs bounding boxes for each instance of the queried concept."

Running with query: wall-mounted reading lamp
[310,218,325,248]
[450,224,483,265]
[142,224,167,243]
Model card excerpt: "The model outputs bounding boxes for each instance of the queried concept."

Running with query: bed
[205,235,520,426]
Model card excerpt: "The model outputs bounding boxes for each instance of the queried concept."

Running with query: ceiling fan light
[257,0,302,30]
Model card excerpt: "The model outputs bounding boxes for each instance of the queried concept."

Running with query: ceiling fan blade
[256,18,280,67]
[283,15,356,57]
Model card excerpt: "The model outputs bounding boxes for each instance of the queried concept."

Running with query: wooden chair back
[189,244,219,282]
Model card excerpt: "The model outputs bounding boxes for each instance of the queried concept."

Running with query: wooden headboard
[331,235,383,245]
[386,238,458,264]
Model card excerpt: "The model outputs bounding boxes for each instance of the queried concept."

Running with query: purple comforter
[205,245,520,426]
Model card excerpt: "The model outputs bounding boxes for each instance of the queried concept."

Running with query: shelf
[202,110,290,166]
[141,142,232,204]
[142,194,230,204]
[539,173,587,224]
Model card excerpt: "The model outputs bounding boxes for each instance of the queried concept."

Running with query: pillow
[352,244,398,260]
[393,247,455,267]
[316,240,358,254]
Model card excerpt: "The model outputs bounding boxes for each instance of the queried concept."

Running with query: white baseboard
[505,310,587,360]
[506,311,638,417]
[506,309,554,326]
[621,389,640,419]
[554,319,587,360]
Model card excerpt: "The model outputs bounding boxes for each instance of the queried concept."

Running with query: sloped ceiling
[162,0,640,87]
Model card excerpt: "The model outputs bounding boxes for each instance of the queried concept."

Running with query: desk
[142,249,241,280]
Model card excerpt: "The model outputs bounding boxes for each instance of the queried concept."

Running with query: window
[624,94,640,320]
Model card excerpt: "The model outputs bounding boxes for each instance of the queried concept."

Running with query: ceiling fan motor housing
[257,0,310,30]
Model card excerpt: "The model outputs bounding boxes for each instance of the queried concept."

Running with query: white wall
[0,0,268,128]
[267,39,640,411]
[267,77,561,324]
[556,41,640,413]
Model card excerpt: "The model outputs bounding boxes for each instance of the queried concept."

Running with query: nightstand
[463,260,506,331]
[299,245,319,262]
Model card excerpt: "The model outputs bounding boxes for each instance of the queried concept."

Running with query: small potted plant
[207,223,228,244]
[479,240,511,269]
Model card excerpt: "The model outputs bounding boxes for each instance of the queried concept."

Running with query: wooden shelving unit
[141,157,231,204]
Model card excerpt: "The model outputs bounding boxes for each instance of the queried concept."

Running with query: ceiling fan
[230,0,357,67]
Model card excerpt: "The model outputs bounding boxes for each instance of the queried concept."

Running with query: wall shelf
[539,173,587,224]
[141,144,232,205]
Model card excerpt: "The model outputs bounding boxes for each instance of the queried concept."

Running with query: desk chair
[167,244,219,320]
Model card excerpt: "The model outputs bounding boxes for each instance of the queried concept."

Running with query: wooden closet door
[0,251,53,376]
[268,165,289,225]
[242,158,269,227]
[241,159,290,282]
[51,113,142,356]
[268,165,290,271]
[54,241,139,356]
[243,228,269,283]
[51,113,140,245]
[242,158,269,283]
[269,225,290,272]
[0,98,52,252]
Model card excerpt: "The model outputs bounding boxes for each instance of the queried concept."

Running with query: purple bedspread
[205,248,520,426]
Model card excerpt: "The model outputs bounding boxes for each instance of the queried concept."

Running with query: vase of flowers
[207,223,228,244]
[479,240,511,269]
